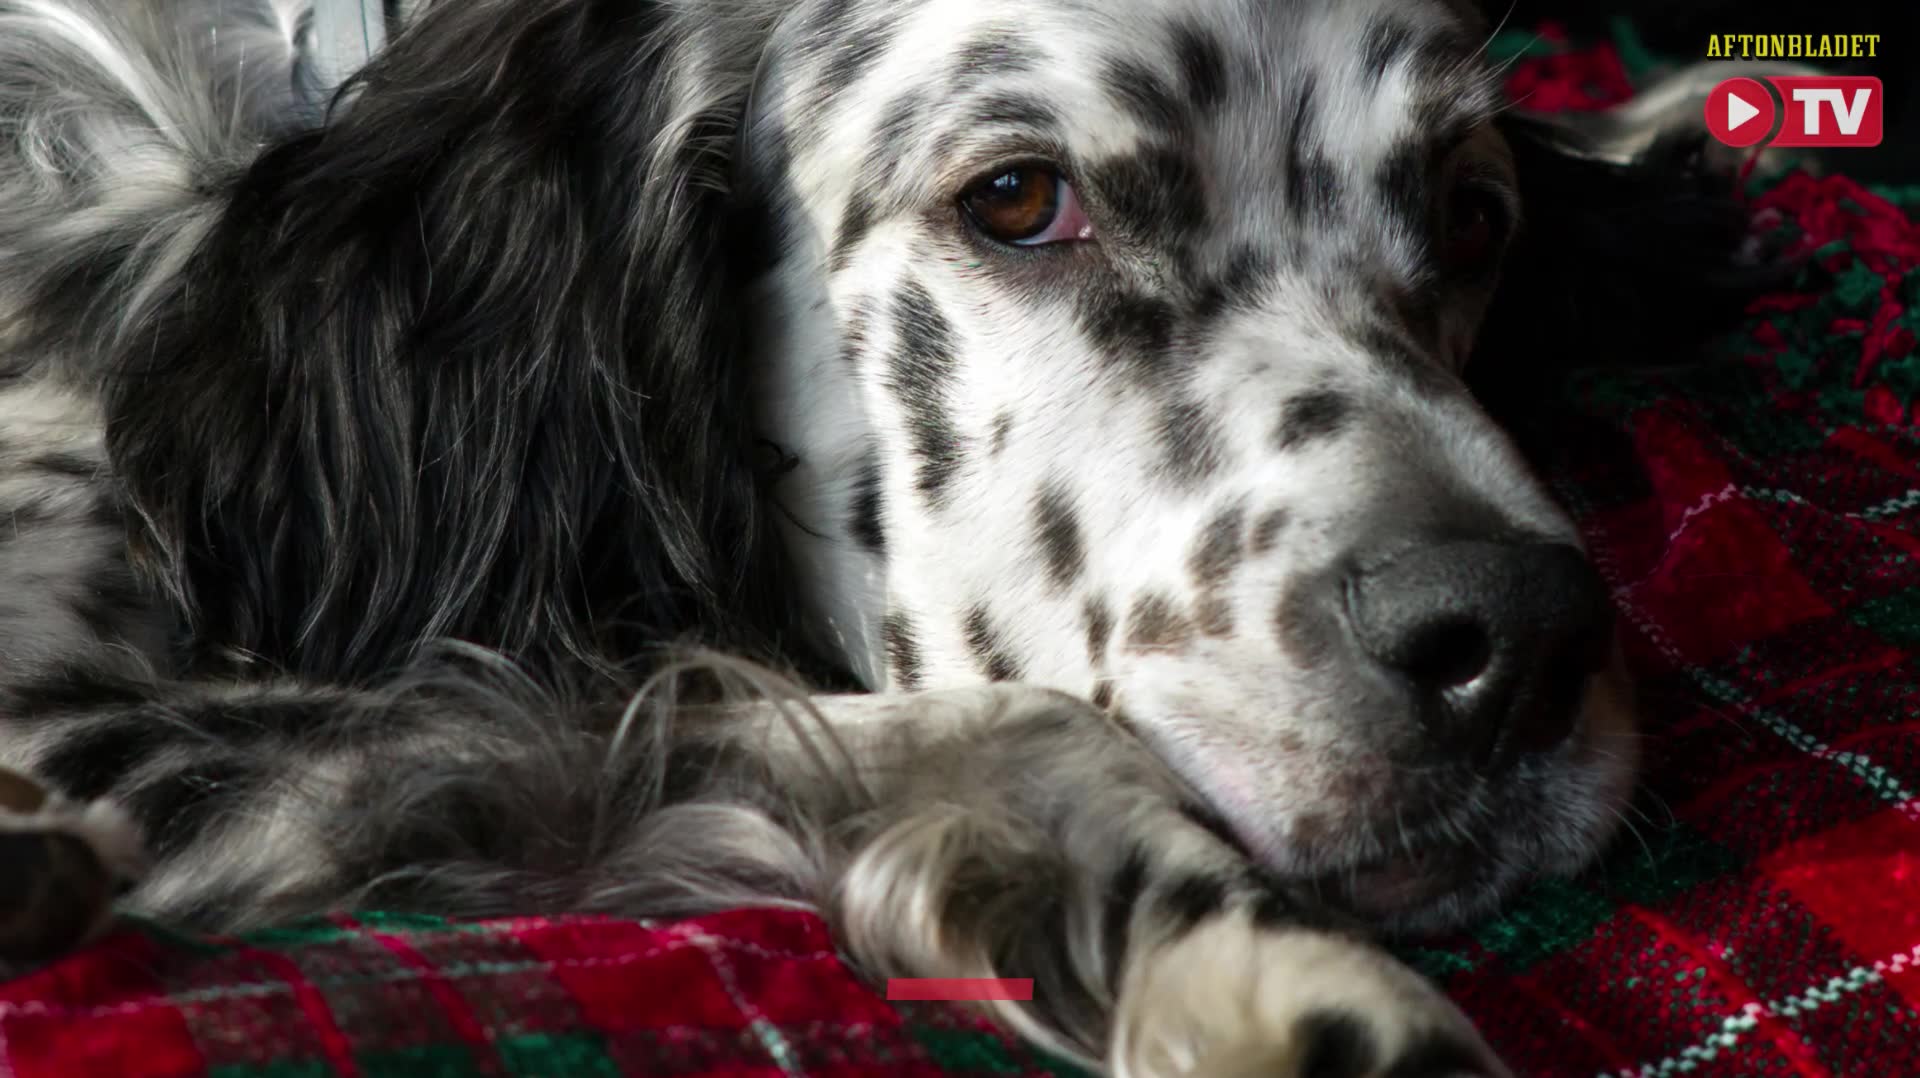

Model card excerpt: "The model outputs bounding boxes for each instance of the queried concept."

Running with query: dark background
[1486,0,1916,182]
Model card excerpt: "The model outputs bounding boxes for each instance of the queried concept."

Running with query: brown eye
[1442,182,1509,274]
[959,165,1090,247]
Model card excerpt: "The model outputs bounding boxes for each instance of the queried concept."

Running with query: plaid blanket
[4,28,1918,1078]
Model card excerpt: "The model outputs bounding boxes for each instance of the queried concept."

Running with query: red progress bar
[886,978,1033,1001]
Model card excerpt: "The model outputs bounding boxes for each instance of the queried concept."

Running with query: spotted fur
[0,0,1761,1071]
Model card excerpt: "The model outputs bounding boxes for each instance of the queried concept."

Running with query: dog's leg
[0,661,1502,1074]
[708,685,1509,1077]
[0,379,169,961]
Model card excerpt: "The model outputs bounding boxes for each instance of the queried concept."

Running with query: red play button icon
[1706,77,1777,148]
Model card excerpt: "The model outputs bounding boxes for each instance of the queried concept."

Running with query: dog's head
[743,0,1637,933]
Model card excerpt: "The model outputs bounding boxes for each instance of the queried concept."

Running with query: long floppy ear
[1467,67,1792,423]
[106,0,810,685]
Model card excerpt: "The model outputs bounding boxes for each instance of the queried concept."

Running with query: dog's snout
[1346,541,1612,765]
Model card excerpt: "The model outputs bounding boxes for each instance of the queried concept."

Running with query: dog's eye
[1441,182,1510,274]
[959,165,1091,247]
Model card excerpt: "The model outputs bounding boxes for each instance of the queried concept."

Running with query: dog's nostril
[1394,616,1493,690]
[1346,539,1608,767]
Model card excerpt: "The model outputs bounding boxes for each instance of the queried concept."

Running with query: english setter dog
[0,0,1757,1073]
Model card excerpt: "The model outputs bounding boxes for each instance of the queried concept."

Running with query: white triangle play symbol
[1727,92,1760,131]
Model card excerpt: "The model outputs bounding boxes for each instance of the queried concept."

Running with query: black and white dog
[0,0,1759,1072]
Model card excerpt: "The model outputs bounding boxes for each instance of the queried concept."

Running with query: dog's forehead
[763,0,1496,256]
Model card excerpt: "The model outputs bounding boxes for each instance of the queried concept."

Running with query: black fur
[103,0,817,688]
[1101,58,1187,134]
[1156,395,1226,485]
[951,33,1040,86]
[1032,482,1088,591]
[887,279,966,507]
[1172,22,1231,111]
[1297,1011,1379,1078]
[1083,598,1115,667]
[963,605,1023,682]
[882,611,924,690]
[1276,389,1354,450]
[848,458,887,553]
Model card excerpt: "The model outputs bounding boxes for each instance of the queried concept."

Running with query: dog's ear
[1468,78,1788,423]
[106,0,810,684]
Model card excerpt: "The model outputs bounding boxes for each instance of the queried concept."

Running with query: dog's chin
[1316,844,1528,938]
[1181,661,1641,938]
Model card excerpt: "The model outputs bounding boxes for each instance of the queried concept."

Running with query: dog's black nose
[1346,541,1611,766]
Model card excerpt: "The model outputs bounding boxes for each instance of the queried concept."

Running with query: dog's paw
[1111,913,1506,1078]
[0,766,145,963]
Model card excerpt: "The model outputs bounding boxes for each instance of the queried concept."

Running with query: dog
[0,0,1758,1072]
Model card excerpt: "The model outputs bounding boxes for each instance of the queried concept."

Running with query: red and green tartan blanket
[5,28,1918,1078]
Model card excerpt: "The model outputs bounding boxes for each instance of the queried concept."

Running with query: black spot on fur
[1101,59,1185,132]
[830,194,875,272]
[863,91,928,189]
[1157,872,1229,931]
[952,32,1039,85]
[1091,680,1115,710]
[1084,598,1114,667]
[1188,504,1246,586]
[1274,585,1339,670]
[1032,483,1086,591]
[1376,140,1431,245]
[1360,18,1415,82]
[989,412,1014,456]
[816,16,896,103]
[35,718,171,802]
[1193,247,1274,322]
[1285,78,1339,223]
[1085,146,1207,244]
[65,558,155,648]
[26,452,100,480]
[0,501,58,543]
[963,606,1022,682]
[1275,389,1352,450]
[966,93,1059,133]
[840,295,875,366]
[32,694,369,802]
[1127,593,1194,651]
[0,670,152,719]
[802,0,856,46]
[125,758,260,858]
[848,458,886,553]
[1194,595,1233,637]
[1080,290,1176,376]
[1189,503,1244,638]
[883,612,923,691]
[1158,396,1223,485]
[1298,1011,1380,1078]
[1172,22,1229,109]
[1251,508,1289,555]
[1291,153,1341,224]
[887,280,965,506]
